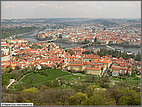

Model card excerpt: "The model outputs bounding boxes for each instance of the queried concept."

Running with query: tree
[38,85,51,91]
[21,87,39,102]
[99,77,110,88]
[69,92,89,105]
[101,67,103,71]
[57,63,61,68]
[15,66,20,70]
[117,90,141,105]
[81,41,86,44]
[72,83,89,92]
[68,50,75,56]
[5,66,12,73]
[89,90,109,105]
[86,85,100,97]
[82,51,91,55]
[107,87,125,104]
[94,37,97,42]
[53,80,60,87]
[12,70,22,80]
[65,49,68,52]
[134,52,141,61]
[132,71,136,76]
[95,41,101,44]
[34,88,76,105]
[85,75,98,83]
[16,82,30,91]
[43,80,54,88]
[2,74,10,86]
[15,93,23,103]
[107,86,141,105]
[22,87,39,93]
[2,26,39,39]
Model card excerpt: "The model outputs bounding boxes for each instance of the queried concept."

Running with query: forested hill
[2,26,39,39]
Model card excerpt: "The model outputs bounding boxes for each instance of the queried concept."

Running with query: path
[18,73,32,82]
[56,74,72,80]
[11,73,32,89]
[56,73,85,80]
[6,79,15,89]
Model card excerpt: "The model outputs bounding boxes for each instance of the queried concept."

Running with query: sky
[1,1,141,19]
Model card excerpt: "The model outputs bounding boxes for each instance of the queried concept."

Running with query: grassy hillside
[14,69,71,89]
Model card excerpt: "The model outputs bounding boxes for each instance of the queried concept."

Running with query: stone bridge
[79,42,94,48]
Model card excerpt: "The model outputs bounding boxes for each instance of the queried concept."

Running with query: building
[67,64,83,72]
[1,54,11,62]
[92,27,95,33]
[85,67,102,75]
[1,43,10,55]
[7,39,28,44]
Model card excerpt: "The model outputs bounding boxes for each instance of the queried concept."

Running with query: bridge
[106,45,115,50]
[78,42,117,51]
[79,42,94,48]
[46,39,56,43]
[40,38,57,43]
[78,42,106,48]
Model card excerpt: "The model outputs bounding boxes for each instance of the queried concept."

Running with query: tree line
[2,26,39,39]
[1,72,141,106]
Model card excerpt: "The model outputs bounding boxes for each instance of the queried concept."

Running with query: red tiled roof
[68,64,83,66]
[85,67,101,70]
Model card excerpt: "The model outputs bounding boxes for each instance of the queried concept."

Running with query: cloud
[38,3,48,7]
[121,2,140,8]
[2,1,31,10]
[38,3,55,7]
[1,1,141,19]
[57,6,64,9]
[94,5,102,9]
[66,4,74,8]
[3,4,16,10]
[37,3,65,9]
[74,1,103,9]
[122,3,135,7]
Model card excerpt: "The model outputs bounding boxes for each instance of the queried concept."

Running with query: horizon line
[2,17,141,20]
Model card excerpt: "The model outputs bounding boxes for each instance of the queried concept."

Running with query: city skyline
[1,1,141,19]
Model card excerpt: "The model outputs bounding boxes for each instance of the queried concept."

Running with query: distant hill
[84,19,119,27]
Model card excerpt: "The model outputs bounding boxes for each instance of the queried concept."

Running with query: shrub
[86,85,100,97]
[69,92,89,105]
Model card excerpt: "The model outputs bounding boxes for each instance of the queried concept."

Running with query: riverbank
[5,28,41,41]
[37,38,140,48]
[18,30,141,55]
[109,44,140,48]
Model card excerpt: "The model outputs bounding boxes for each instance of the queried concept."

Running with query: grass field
[13,69,140,90]
[20,73,48,87]
[59,74,86,81]
[14,69,72,89]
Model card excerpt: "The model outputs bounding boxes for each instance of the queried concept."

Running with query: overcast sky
[1,1,141,19]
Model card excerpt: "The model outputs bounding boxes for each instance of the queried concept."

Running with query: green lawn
[39,69,71,80]
[60,74,86,81]
[14,69,71,89]
[20,73,48,87]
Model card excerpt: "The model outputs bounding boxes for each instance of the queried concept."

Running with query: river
[21,30,39,43]
[20,29,141,54]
